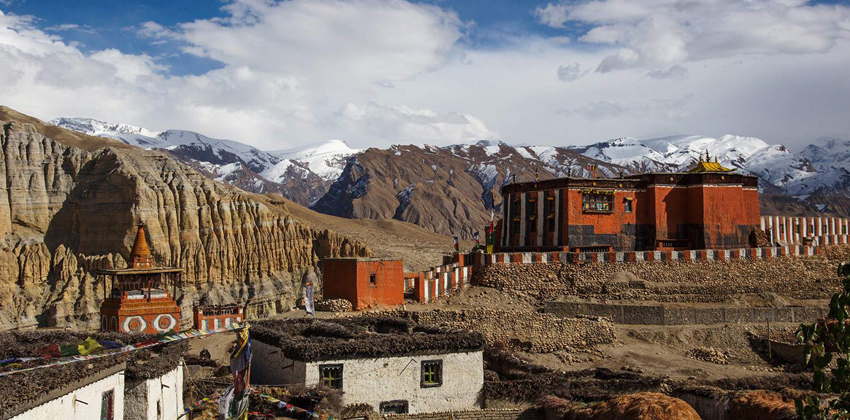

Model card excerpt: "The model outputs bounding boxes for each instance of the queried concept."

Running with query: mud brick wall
[384,308,615,352]
[544,301,827,325]
[472,246,850,303]
[383,408,540,420]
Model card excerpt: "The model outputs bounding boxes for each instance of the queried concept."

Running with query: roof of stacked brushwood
[0,331,186,419]
[252,316,485,362]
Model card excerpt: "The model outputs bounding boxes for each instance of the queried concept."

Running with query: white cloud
[556,62,587,82]
[337,102,499,144]
[536,0,850,72]
[562,96,694,120]
[1,1,849,153]
[44,23,98,34]
[646,64,687,80]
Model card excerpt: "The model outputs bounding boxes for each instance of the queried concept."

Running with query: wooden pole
[767,319,772,361]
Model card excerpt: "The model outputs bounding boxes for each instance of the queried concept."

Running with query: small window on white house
[320,364,343,389]
[101,389,114,420]
[421,360,443,387]
[380,400,409,414]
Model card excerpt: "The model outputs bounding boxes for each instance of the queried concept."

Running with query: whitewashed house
[124,359,184,420]
[6,363,126,420]
[1,332,185,420]
[250,317,485,415]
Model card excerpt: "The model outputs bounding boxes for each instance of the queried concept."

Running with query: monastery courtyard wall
[471,245,850,303]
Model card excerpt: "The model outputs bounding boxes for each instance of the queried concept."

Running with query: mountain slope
[312,142,624,238]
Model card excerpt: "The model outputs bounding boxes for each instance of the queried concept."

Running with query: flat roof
[252,317,484,362]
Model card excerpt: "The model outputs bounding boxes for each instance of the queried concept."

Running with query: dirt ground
[523,323,799,382]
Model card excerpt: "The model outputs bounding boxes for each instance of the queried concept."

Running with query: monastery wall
[471,245,850,303]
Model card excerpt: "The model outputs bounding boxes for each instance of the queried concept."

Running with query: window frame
[623,198,633,213]
[319,364,343,389]
[369,273,377,287]
[101,389,114,420]
[379,400,409,414]
[420,360,443,388]
[581,190,614,214]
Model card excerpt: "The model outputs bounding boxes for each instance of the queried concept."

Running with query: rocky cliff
[0,107,370,331]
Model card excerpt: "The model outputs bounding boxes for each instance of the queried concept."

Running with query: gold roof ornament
[129,225,155,269]
[690,151,732,173]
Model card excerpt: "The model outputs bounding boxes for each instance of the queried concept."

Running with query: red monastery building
[98,225,183,334]
[499,157,761,252]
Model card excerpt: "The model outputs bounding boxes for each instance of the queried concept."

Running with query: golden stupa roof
[96,224,183,275]
[690,151,733,173]
[130,225,151,261]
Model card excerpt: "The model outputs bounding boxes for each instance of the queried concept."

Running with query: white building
[7,363,126,420]
[251,317,485,415]
[1,332,186,420]
[124,362,184,420]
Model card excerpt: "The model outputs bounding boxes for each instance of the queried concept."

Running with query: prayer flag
[220,326,252,420]
[304,282,315,317]
[78,337,103,356]
[472,231,479,245]
[453,236,459,252]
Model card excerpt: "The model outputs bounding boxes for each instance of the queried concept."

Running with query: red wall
[323,259,404,310]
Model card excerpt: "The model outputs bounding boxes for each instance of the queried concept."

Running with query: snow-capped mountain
[50,117,359,205]
[51,115,850,234]
[264,139,361,183]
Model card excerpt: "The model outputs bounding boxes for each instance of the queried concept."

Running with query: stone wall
[472,246,850,303]
[383,408,540,420]
[398,308,615,352]
[544,301,826,325]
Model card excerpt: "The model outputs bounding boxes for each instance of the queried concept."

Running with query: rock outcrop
[0,111,370,331]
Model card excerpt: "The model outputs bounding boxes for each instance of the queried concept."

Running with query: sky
[1,0,849,151]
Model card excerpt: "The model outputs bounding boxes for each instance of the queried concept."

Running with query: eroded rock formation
[0,117,370,331]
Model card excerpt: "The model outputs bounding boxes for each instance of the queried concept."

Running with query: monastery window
[369,274,377,287]
[320,364,343,389]
[623,198,633,213]
[380,400,409,415]
[547,194,556,213]
[844,225,848,235]
[421,360,443,387]
[101,389,114,420]
[581,190,614,214]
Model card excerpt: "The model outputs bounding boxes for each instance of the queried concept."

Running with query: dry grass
[564,392,701,420]
[729,391,797,420]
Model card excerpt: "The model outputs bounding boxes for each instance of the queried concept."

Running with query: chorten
[97,225,183,333]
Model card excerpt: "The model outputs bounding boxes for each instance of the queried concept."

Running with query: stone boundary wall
[466,245,821,267]
[395,308,615,352]
[471,246,849,304]
[405,255,473,304]
[383,408,539,420]
[762,215,850,246]
[543,301,826,325]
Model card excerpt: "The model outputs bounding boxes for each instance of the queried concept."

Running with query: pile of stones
[315,298,353,313]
